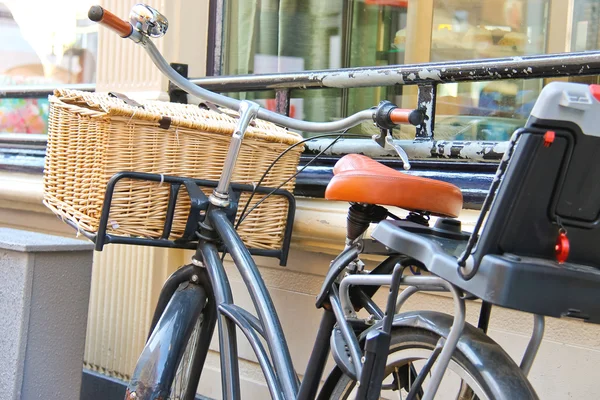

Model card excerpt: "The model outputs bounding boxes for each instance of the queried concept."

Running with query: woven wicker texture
[44,89,303,250]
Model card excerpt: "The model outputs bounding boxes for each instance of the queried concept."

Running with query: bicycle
[79,4,600,400]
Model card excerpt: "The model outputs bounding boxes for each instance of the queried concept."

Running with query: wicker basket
[43,89,303,250]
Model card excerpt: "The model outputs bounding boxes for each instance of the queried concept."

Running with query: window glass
[431,0,548,61]
[222,0,343,128]
[346,1,414,126]
[0,1,97,134]
[221,0,411,136]
[219,0,599,143]
[432,0,549,141]
[568,0,600,85]
[572,0,600,52]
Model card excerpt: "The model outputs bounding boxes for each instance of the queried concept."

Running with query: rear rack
[64,171,296,266]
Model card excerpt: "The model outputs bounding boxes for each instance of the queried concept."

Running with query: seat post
[346,204,371,243]
[345,203,388,244]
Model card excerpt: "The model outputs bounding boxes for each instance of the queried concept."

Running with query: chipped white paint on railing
[306,138,509,161]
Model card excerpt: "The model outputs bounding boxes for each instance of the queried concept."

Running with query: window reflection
[0,1,97,134]
[222,0,412,135]
[572,0,600,52]
[567,0,600,87]
[219,0,599,143]
[431,0,548,141]
[431,0,548,61]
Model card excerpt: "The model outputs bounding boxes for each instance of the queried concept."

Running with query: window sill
[0,132,501,208]
[0,133,46,173]
[0,171,45,212]
[0,172,75,236]
[0,171,481,254]
[292,196,480,255]
[296,154,496,209]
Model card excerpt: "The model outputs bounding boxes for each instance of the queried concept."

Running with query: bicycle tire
[169,313,204,399]
[126,282,208,400]
[319,327,534,400]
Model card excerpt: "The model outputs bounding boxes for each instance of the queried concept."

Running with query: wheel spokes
[378,359,479,400]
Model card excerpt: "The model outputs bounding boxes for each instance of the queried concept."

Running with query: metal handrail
[0,133,47,150]
[3,50,600,206]
[175,50,600,139]
[188,50,600,92]
[0,84,95,99]
[3,51,598,99]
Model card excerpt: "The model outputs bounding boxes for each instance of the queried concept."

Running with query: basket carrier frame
[65,171,296,266]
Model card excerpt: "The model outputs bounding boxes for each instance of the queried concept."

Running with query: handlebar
[88,4,422,135]
[143,38,375,133]
[391,108,425,126]
[88,5,133,38]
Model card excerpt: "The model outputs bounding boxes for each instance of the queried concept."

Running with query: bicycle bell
[129,4,168,38]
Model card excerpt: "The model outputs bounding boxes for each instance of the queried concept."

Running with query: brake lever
[372,129,411,170]
[385,135,411,170]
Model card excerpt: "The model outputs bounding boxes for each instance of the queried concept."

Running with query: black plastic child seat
[371,81,600,323]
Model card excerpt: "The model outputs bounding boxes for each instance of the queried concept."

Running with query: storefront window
[569,0,600,85]
[431,0,548,61]
[0,1,97,134]
[432,0,549,141]
[572,0,600,52]
[219,0,599,142]
[221,0,411,136]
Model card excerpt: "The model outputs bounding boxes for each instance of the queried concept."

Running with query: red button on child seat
[555,231,570,264]
[590,84,600,102]
[543,131,555,147]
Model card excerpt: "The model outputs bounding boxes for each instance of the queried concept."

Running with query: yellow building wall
[2,0,600,398]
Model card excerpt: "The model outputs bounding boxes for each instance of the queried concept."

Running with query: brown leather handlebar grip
[88,5,132,38]
[390,108,425,126]
[389,109,411,124]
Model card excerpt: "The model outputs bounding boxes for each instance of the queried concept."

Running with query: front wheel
[321,327,517,400]
[169,313,204,399]
[125,281,214,400]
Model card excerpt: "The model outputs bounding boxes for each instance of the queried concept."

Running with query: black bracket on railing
[274,89,291,115]
[416,84,437,139]
[168,63,189,104]
[65,171,296,266]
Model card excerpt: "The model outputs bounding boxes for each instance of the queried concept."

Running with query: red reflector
[591,84,600,102]
[555,231,570,264]
[543,130,555,147]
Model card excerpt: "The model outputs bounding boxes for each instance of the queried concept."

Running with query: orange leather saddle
[325,154,463,217]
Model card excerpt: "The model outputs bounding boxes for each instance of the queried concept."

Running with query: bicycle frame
[124,206,343,400]
[99,9,465,399]
[91,6,543,399]
[126,203,471,399]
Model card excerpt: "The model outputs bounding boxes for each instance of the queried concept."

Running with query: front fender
[126,281,207,399]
